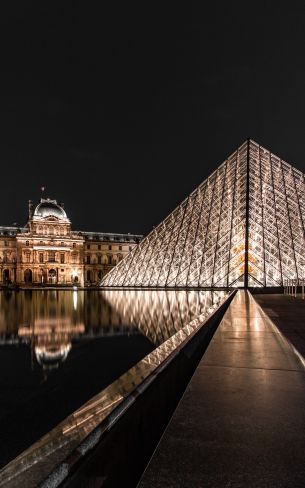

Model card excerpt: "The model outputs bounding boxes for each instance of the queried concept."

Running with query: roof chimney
[28,200,33,219]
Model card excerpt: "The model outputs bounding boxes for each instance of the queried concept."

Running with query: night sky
[1,3,305,235]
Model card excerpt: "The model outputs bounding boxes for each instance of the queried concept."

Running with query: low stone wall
[61,292,235,488]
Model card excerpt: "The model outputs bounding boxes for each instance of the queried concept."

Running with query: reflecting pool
[0,289,227,468]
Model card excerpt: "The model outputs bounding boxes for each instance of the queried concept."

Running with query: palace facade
[0,198,141,286]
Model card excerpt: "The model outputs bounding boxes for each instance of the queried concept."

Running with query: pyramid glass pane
[102,140,305,288]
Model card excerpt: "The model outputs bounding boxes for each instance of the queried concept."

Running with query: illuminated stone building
[0,198,141,286]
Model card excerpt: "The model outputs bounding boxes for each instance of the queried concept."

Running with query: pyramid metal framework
[102,139,305,288]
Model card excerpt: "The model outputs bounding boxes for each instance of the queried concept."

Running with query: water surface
[0,288,225,467]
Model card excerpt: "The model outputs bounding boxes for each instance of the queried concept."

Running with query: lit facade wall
[0,199,141,286]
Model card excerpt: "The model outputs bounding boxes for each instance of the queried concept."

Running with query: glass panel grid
[102,140,305,287]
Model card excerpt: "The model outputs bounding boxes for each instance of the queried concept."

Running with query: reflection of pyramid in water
[101,290,226,345]
[102,140,305,288]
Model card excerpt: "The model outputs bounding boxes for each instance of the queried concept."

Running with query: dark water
[0,289,225,467]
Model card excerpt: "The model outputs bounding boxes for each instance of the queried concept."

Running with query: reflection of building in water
[0,290,140,370]
[101,289,227,345]
[0,198,141,286]
[18,318,85,370]
[0,289,227,371]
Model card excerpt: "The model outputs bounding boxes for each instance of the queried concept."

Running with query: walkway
[255,292,305,361]
[138,290,305,488]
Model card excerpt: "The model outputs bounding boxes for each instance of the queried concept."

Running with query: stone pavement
[138,290,305,488]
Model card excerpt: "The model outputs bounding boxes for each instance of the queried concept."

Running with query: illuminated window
[48,251,56,262]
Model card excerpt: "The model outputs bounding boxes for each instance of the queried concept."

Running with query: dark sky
[1,2,305,234]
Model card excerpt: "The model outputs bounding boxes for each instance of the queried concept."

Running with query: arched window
[24,269,33,283]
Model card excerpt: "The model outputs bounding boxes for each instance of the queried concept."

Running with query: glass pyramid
[102,140,305,288]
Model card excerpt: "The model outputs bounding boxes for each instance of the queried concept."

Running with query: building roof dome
[34,198,67,219]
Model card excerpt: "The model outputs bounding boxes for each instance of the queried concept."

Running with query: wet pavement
[138,291,305,488]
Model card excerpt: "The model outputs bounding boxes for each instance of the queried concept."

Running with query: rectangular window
[108,245,112,250]
[39,253,43,263]
[48,251,56,262]
[86,255,91,264]
[98,255,102,264]
[60,253,65,264]
[119,245,122,250]
[87,244,90,249]
[98,244,101,250]
[25,252,30,263]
